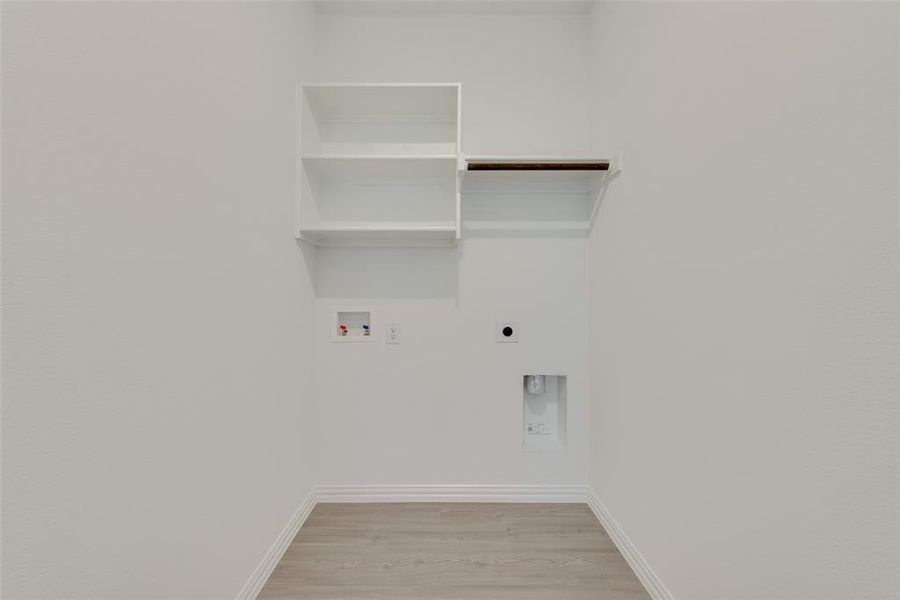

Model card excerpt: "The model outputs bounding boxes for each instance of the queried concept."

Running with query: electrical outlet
[496,321,519,343]
[386,323,400,344]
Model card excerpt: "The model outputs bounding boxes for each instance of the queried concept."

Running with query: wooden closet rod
[467,161,610,171]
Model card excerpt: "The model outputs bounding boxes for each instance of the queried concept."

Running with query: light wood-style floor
[259,503,650,600]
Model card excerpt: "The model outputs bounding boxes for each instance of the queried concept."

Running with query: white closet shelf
[301,155,458,177]
[298,224,458,247]
[463,221,590,233]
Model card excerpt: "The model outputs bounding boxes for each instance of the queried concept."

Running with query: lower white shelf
[298,224,458,247]
[463,220,589,234]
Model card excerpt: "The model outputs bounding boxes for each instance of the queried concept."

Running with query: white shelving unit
[297,83,462,247]
[461,155,619,235]
[296,85,619,245]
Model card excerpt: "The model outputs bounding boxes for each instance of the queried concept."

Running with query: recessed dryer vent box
[522,375,567,452]
[332,308,375,342]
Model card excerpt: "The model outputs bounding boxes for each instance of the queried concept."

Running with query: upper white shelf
[298,224,457,247]
[301,155,457,178]
[300,83,461,157]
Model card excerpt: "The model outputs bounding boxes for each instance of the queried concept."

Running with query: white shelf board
[303,82,462,87]
[302,155,458,178]
[463,220,589,233]
[315,143,458,156]
[298,224,458,247]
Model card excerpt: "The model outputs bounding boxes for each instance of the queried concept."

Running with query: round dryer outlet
[496,321,519,343]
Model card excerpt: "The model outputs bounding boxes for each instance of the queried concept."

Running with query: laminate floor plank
[258,503,650,600]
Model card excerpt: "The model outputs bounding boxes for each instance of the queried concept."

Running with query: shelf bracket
[587,161,622,233]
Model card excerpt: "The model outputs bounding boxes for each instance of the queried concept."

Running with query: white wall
[312,4,592,486]
[6,2,896,598]
[1,2,317,598]
[587,3,900,599]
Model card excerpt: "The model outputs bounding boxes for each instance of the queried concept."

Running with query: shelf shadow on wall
[307,245,459,300]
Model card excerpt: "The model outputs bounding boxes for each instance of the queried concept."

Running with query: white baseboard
[585,488,673,600]
[236,489,316,600]
[314,484,589,503]
[239,485,672,600]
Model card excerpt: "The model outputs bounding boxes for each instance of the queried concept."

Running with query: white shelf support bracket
[587,154,622,233]
[455,168,463,241]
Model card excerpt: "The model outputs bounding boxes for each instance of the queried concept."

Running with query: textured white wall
[312,6,592,486]
[587,3,900,599]
[6,2,897,598]
[1,2,318,598]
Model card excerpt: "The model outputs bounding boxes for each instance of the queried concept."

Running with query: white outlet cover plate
[387,322,400,344]
[496,321,519,343]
